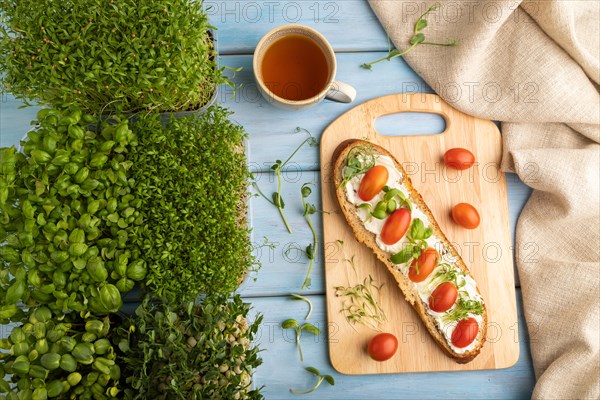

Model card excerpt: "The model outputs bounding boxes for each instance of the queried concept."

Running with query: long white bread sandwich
[333,140,487,363]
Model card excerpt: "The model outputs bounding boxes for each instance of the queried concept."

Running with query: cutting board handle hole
[374,112,447,137]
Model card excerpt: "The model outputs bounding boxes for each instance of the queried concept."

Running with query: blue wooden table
[0,1,537,398]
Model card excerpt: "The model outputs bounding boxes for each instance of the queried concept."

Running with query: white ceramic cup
[253,24,357,111]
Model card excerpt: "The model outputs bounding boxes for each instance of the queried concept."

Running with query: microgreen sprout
[248,237,277,282]
[253,128,317,233]
[116,295,264,399]
[340,145,376,188]
[256,236,277,252]
[361,3,456,70]
[371,185,413,220]
[334,275,387,331]
[1,309,123,399]
[0,0,232,113]
[281,319,320,362]
[0,107,143,316]
[390,218,433,265]
[343,255,359,277]
[131,107,253,302]
[289,367,335,395]
[291,293,313,320]
[443,296,484,323]
[427,263,466,291]
[300,183,319,289]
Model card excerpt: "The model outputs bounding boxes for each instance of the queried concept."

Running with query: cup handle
[325,80,357,103]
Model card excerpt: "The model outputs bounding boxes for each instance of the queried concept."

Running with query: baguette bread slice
[333,139,487,363]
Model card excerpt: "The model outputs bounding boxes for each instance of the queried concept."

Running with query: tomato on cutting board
[367,333,398,361]
[451,203,481,229]
[380,208,411,245]
[408,248,439,283]
[358,165,388,201]
[429,282,459,313]
[451,317,479,348]
[444,148,475,170]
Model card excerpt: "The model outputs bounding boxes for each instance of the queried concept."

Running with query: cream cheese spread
[345,155,484,354]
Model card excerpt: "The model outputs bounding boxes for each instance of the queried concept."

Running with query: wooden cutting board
[320,93,519,374]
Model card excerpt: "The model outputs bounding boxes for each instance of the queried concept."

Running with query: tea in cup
[253,25,356,110]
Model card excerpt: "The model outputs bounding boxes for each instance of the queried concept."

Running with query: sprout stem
[291,294,313,320]
[296,330,303,362]
[290,377,324,395]
[277,171,292,233]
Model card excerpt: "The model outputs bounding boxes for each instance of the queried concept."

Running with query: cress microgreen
[130,106,254,303]
[390,218,433,266]
[281,319,320,362]
[253,128,317,234]
[0,0,233,113]
[339,145,376,188]
[289,366,335,395]
[291,293,314,320]
[334,275,387,332]
[300,183,319,289]
[426,263,466,291]
[117,295,264,399]
[361,3,456,70]
[443,295,484,323]
[344,254,359,277]
[253,236,277,257]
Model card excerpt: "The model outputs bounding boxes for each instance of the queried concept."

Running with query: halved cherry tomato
[451,317,479,348]
[408,248,438,283]
[451,203,480,229]
[367,333,398,361]
[444,148,475,170]
[429,282,459,312]
[380,208,411,245]
[358,165,388,201]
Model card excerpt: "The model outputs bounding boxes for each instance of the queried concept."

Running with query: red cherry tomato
[367,333,398,361]
[429,282,459,313]
[451,203,481,229]
[451,317,479,348]
[444,148,475,170]
[358,166,388,201]
[408,248,439,283]
[380,208,411,245]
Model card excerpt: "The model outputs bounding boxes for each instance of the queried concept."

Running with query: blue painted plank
[0,94,40,148]
[239,171,531,297]
[0,323,17,341]
[246,289,535,399]
[209,0,389,54]
[506,176,532,286]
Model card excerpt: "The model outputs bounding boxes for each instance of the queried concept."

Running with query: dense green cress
[131,106,254,303]
[0,0,229,113]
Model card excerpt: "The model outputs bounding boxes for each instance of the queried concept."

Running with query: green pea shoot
[361,3,456,70]
[289,367,335,395]
[253,128,317,234]
[281,319,320,362]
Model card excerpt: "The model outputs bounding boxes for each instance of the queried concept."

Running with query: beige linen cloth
[368,0,600,398]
